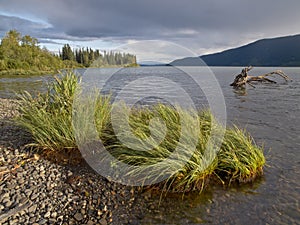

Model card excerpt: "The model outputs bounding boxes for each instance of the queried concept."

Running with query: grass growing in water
[217,127,265,183]
[17,71,266,192]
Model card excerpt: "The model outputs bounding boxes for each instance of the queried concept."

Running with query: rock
[6,183,15,189]
[24,189,33,196]
[2,192,10,199]
[49,218,57,223]
[9,219,20,224]
[97,210,102,216]
[103,205,107,212]
[74,212,84,221]
[67,171,73,177]
[4,200,12,208]
[18,178,25,185]
[38,219,47,224]
[51,212,57,218]
[99,218,107,225]
[57,215,64,221]
[40,202,46,209]
[28,204,37,213]
[29,216,37,223]
[0,107,146,225]
[86,220,95,225]
[31,193,38,200]
[44,211,51,218]
[72,195,80,201]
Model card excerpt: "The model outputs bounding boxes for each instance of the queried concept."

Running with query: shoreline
[0,70,58,76]
[0,95,267,224]
[0,98,147,225]
[0,64,139,76]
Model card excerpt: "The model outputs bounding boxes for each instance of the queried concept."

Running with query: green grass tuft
[217,126,265,183]
[17,71,266,192]
[17,71,79,153]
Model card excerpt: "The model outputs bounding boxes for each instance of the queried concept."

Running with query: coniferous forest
[59,44,137,67]
[0,30,137,75]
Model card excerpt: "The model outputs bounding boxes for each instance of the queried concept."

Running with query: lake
[0,67,299,224]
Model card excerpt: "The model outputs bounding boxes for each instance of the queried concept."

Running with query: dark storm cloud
[0,15,48,36]
[1,0,300,54]
[0,14,97,42]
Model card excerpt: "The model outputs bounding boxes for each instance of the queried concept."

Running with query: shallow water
[0,73,56,99]
[137,67,300,225]
[1,67,299,224]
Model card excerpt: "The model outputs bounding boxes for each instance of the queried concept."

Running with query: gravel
[0,98,148,225]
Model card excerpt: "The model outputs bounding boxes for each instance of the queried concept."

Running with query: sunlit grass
[17,72,78,152]
[17,71,266,192]
[217,126,265,183]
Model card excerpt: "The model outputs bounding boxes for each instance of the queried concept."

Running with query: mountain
[171,34,300,66]
[138,61,168,66]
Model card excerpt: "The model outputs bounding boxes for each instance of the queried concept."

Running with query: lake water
[0,67,299,224]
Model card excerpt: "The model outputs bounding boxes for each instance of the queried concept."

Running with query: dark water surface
[1,67,299,224]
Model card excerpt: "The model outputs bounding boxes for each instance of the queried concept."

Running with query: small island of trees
[0,30,137,75]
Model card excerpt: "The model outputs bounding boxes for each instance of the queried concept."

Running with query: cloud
[0,0,300,56]
[0,15,47,35]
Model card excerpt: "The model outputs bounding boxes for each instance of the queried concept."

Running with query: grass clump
[17,72,78,153]
[217,126,265,183]
[106,105,265,193]
[107,105,220,192]
[17,71,111,162]
[17,71,266,192]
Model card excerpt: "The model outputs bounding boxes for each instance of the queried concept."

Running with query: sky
[0,0,300,63]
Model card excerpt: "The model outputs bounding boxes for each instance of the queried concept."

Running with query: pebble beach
[0,98,149,225]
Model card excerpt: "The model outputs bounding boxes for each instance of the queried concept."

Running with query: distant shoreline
[0,64,139,76]
[0,69,58,76]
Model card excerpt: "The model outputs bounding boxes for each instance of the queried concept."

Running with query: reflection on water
[0,74,55,98]
[233,86,248,96]
[0,67,299,224]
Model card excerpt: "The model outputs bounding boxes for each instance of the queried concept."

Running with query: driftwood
[230,66,291,88]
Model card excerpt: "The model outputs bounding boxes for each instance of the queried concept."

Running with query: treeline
[0,30,64,74]
[0,29,138,75]
[60,44,137,67]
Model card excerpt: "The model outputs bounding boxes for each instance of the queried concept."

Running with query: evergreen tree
[61,44,74,61]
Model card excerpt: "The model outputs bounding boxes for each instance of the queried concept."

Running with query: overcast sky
[1,0,300,62]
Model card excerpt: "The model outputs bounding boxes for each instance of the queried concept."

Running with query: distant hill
[138,61,168,66]
[172,34,300,66]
